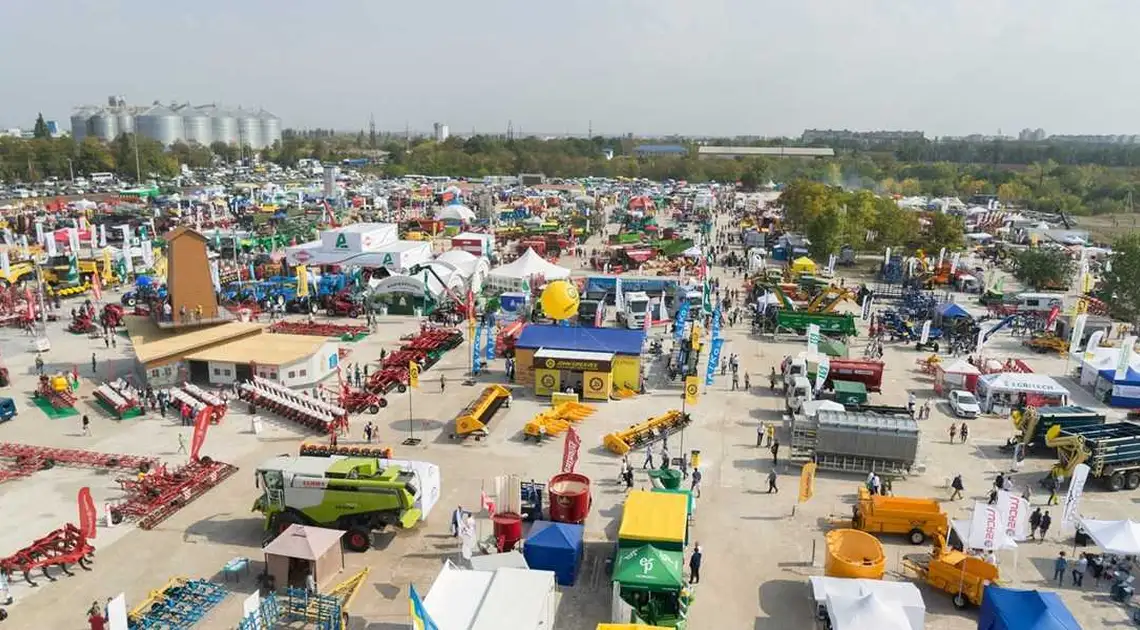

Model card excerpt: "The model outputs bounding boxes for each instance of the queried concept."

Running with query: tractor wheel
[327,308,336,317]
[344,528,371,552]
[397,384,407,393]
[368,404,380,414]
[272,512,303,535]
[907,528,926,545]
[124,295,137,307]
[308,301,319,315]
[377,398,388,408]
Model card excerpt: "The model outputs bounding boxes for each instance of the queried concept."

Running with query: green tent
[613,545,684,591]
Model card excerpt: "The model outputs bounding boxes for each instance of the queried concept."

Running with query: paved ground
[1,220,1137,629]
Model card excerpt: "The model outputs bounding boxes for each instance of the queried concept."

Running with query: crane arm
[1044,424,1090,477]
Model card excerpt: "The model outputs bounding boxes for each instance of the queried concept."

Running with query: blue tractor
[121,275,167,307]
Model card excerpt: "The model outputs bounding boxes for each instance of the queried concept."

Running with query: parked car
[948,389,980,419]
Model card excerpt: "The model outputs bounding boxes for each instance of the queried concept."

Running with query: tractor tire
[308,301,319,315]
[272,511,303,535]
[344,528,371,552]
[952,593,968,609]
[327,308,336,317]
[397,384,407,393]
[907,528,926,545]
[1127,471,1140,490]
[368,404,380,414]
[123,295,137,307]
[1109,471,1127,491]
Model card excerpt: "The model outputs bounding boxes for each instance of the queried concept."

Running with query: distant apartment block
[633,144,688,157]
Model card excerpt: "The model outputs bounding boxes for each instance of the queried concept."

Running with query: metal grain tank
[182,109,212,146]
[116,110,135,135]
[237,112,262,149]
[208,108,238,146]
[70,108,93,143]
[135,105,184,147]
[258,109,281,148]
[89,109,119,141]
[814,410,919,470]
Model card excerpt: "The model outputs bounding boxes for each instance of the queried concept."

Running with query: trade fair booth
[1077,518,1140,555]
[975,373,1069,414]
[284,223,432,274]
[488,248,571,292]
[807,577,925,630]
[522,521,585,586]
[423,562,557,630]
[512,326,646,399]
[611,491,692,628]
[977,586,1080,630]
[262,525,345,592]
[933,358,981,394]
[434,249,491,293]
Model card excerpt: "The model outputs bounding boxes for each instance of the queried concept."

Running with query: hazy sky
[3,0,1136,137]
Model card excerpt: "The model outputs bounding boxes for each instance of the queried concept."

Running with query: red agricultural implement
[0,442,157,485]
[299,443,395,458]
[101,303,125,328]
[366,367,409,394]
[267,320,368,338]
[325,291,362,318]
[238,376,349,434]
[168,383,228,424]
[67,311,98,334]
[340,387,387,415]
[0,523,94,586]
[35,375,77,410]
[110,457,239,530]
[93,379,142,419]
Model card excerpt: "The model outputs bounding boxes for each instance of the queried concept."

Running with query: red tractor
[325,290,362,318]
[67,311,98,334]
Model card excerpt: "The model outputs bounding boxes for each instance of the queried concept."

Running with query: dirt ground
[1,214,1137,629]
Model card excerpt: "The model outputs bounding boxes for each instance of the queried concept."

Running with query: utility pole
[133,134,142,184]
[588,120,592,138]
[404,122,410,151]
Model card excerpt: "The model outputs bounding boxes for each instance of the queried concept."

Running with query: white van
[1012,293,1064,313]
[89,172,114,184]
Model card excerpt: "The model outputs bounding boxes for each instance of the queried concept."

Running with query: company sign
[540,356,611,372]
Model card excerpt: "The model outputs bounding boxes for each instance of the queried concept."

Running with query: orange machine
[824,529,885,579]
[901,534,1000,608]
[847,486,949,545]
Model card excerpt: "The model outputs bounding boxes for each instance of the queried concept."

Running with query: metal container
[70,110,93,143]
[258,110,281,148]
[182,111,212,146]
[491,512,523,551]
[209,109,238,146]
[548,472,591,524]
[135,105,184,146]
[237,113,262,149]
[89,109,119,141]
[116,111,135,135]
[815,410,919,464]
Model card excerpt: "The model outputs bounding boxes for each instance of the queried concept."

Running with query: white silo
[209,107,238,145]
[182,108,212,146]
[135,105,185,147]
[258,109,281,148]
[70,108,93,142]
[89,109,120,141]
[236,111,262,149]
[116,109,136,135]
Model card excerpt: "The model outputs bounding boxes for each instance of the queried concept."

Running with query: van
[89,172,114,184]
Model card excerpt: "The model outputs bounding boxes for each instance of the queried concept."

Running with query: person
[881,476,893,496]
[439,374,446,393]
[950,474,964,501]
[949,423,957,443]
[450,506,464,537]
[757,422,765,447]
[908,392,916,416]
[986,549,998,566]
[731,372,739,391]
[1039,511,1053,541]
[766,424,775,447]
[177,433,186,454]
[103,335,109,349]
[960,423,969,443]
[91,352,97,375]
[744,372,750,390]
[995,472,1005,491]
[1002,476,1013,492]
[1046,473,1060,505]
[921,400,931,419]
[691,467,702,498]
[81,415,91,437]
[1029,507,1042,540]
[767,468,778,493]
[768,368,777,392]
[622,465,634,491]
[305,568,317,594]
[642,446,655,469]
[870,473,882,495]
[770,439,779,465]
[1074,553,1088,587]
[1053,551,1067,585]
[87,609,107,630]
[35,355,43,374]
[364,422,373,443]
[688,545,702,584]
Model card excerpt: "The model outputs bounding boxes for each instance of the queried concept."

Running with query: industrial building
[696,146,835,159]
[70,96,281,148]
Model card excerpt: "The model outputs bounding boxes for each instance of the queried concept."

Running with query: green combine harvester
[253,455,435,551]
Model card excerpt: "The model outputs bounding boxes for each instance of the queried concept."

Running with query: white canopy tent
[1079,518,1140,555]
[975,372,1070,412]
[827,593,913,630]
[435,249,491,293]
[437,204,477,222]
[488,248,570,291]
[809,577,924,630]
[423,562,557,630]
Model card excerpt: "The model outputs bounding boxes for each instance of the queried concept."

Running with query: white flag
[0,251,9,278]
[807,324,820,356]
[1084,330,1105,359]
[937,247,946,269]
[950,252,961,273]
[1069,313,1088,356]
[99,224,107,248]
[1116,335,1136,381]
[996,490,1030,541]
[967,502,1003,550]
[1062,464,1090,527]
[34,221,44,246]
[920,320,932,345]
[974,327,985,356]
[46,236,58,257]
[815,355,830,392]
[68,228,80,254]
[141,240,154,268]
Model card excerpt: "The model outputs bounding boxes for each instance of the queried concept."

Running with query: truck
[578,297,607,327]
[1003,405,1107,452]
[616,291,651,329]
[253,455,434,551]
[782,355,885,393]
[775,311,857,337]
[1045,421,1140,491]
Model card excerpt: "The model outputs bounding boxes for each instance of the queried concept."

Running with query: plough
[268,320,368,339]
[522,401,596,440]
[603,410,691,455]
[239,376,348,434]
[299,443,394,458]
[112,457,239,530]
[35,374,77,410]
[168,383,228,424]
[0,523,95,587]
[128,577,229,629]
[339,387,386,415]
[0,442,157,485]
[94,379,143,419]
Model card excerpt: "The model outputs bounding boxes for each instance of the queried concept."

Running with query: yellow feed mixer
[603,410,688,455]
[824,529,886,579]
[523,401,597,439]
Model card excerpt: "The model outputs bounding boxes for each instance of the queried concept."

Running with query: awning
[618,491,688,548]
[612,545,684,590]
[1078,518,1140,555]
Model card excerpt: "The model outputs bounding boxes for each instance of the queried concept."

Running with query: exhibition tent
[488,248,570,291]
[423,563,557,630]
[1079,518,1140,555]
[790,256,818,275]
[934,358,981,395]
[977,586,1080,630]
[808,577,924,630]
[523,521,584,586]
[976,373,1069,410]
[937,302,971,319]
[612,545,685,591]
[437,204,477,222]
[423,561,494,630]
[826,592,912,630]
[618,491,689,551]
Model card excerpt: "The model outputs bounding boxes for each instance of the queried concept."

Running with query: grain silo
[70,108,94,142]
[135,105,185,147]
[258,109,281,148]
[116,110,136,135]
[207,107,238,146]
[182,107,212,146]
[89,109,120,141]
[236,110,262,149]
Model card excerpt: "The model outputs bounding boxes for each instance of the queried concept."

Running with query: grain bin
[258,109,281,148]
[209,108,238,146]
[182,109,212,146]
[548,472,591,524]
[135,105,184,146]
[237,112,262,149]
[116,110,135,135]
[70,109,93,143]
[89,109,119,141]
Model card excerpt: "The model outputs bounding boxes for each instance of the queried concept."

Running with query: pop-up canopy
[1079,518,1140,555]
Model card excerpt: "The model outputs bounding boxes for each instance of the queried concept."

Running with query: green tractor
[253,455,437,551]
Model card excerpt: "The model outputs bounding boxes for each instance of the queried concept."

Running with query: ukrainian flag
[409,585,438,630]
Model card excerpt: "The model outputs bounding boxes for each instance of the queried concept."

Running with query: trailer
[1003,405,1106,452]
[783,355,884,392]
[775,311,857,336]
[1046,421,1140,491]
[789,409,919,476]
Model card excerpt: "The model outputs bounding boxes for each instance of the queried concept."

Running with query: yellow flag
[684,376,699,406]
[409,361,420,389]
[798,462,817,503]
[690,322,702,350]
[296,264,309,298]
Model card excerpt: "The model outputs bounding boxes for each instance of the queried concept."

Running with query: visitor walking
[91,352,97,375]
[960,423,969,443]
[949,423,957,443]
[950,474,964,501]
[1029,508,1042,540]
[1053,552,1067,585]
[1039,511,1053,540]
[177,433,186,454]
[642,446,655,469]
[1073,553,1088,587]
[81,415,91,437]
[767,469,778,493]
[770,439,780,465]
[690,467,702,498]
[688,545,702,584]
[743,372,750,390]
[439,374,446,393]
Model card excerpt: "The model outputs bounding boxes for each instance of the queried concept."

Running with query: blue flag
[705,337,724,386]
[472,325,483,375]
[485,325,496,362]
[409,585,438,630]
[673,301,690,343]
[711,304,722,340]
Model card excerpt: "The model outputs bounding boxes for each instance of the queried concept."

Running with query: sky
[3,0,1137,137]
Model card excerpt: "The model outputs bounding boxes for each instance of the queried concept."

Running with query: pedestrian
[960,423,969,443]
[870,473,882,495]
[770,439,780,465]
[744,372,750,390]
[1039,511,1052,540]
[768,368,777,392]
[691,467,702,498]
[35,355,43,374]
[660,444,670,469]
[995,472,1005,491]
[87,608,107,630]
[81,414,91,437]
[91,352,97,375]
[450,505,464,537]
[1029,507,1042,540]
[688,545,702,584]
[305,568,317,594]
[921,401,931,419]
[907,392,916,416]
[440,374,446,393]
[177,433,186,454]
[1053,551,1067,585]
[731,372,738,391]
[1073,553,1088,587]
[757,422,766,447]
[766,424,775,447]
[642,446,655,469]
[622,465,634,491]
[111,334,116,348]
[949,422,957,443]
[363,422,373,443]
[950,474,964,500]
[1047,473,1060,505]
[1002,476,1013,492]
[103,335,109,349]
[767,468,779,493]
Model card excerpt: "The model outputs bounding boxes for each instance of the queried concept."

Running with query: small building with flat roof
[512,325,645,400]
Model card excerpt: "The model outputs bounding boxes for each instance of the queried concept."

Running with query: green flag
[702,278,712,314]
[66,255,79,283]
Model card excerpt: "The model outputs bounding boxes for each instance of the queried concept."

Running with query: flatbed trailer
[1046,421,1140,491]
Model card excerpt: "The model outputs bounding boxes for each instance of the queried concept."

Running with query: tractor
[325,290,362,318]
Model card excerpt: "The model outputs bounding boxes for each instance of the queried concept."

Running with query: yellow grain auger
[603,410,691,455]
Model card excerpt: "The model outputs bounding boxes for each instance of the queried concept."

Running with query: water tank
[116,111,135,135]
[209,110,238,146]
[135,105,184,147]
[70,109,93,142]
[237,114,262,149]
[258,110,281,148]
[182,111,212,146]
[548,472,591,524]
[89,109,119,141]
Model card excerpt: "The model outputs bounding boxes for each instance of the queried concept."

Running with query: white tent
[435,249,491,292]
[976,372,1069,412]
[423,562,556,630]
[423,561,494,630]
[1079,518,1140,555]
[827,593,913,630]
[488,248,570,291]
[809,577,925,630]
[437,204,476,222]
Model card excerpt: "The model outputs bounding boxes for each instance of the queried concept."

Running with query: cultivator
[239,376,348,434]
[366,367,410,394]
[35,374,77,410]
[339,386,387,414]
[603,410,692,455]
[111,457,239,530]
[268,320,368,339]
[94,379,142,419]
[523,402,597,440]
[0,523,95,586]
[0,442,157,484]
[128,577,229,629]
[299,443,394,458]
[168,383,228,424]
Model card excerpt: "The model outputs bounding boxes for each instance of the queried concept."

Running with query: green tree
[1012,248,1074,291]
[32,113,50,139]
[75,137,115,174]
[997,181,1032,205]
[1099,233,1140,325]
[924,213,965,251]
[210,141,239,164]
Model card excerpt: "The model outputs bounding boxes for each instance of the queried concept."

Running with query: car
[948,389,980,419]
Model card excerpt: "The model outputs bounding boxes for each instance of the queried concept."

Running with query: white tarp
[437,205,477,222]
[1079,518,1140,555]
[424,561,494,630]
[828,593,912,630]
[809,577,925,630]
[424,563,556,630]
[488,248,570,290]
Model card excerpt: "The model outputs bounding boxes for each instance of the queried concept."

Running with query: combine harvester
[239,376,348,434]
[93,379,143,419]
[451,385,513,440]
[603,409,691,455]
[167,382,229,424]
[523,401,597,441]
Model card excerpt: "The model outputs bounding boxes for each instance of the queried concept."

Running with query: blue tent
[938,302,971,319]
[977,586,1081,630]
[1097,366,1140,407]
[522,521,584,586]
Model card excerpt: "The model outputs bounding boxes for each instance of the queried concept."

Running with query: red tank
[548,472,592,524]
[492,512,523,551]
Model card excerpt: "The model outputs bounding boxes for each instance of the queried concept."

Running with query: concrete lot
[1,225,1137,629]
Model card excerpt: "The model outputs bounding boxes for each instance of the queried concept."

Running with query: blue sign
[705,337,724,386]
[472,326,483,375]
[485,325,496,362]
[673,301,690,343]
[711,304,722,340]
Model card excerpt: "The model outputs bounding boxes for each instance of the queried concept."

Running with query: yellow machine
[1044,424,1090,478]
[283,567,370,630]
[602,410,689,455]
[452,385,512,439]
[901,534,1000,609]
[836,487,948,545]
[806,286,855,313]
[523,401,596,440]
[1022,332,1068,355]
[824,529,885,579]
[0,260,35,287]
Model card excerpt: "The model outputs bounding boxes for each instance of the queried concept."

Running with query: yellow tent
[618,490,688,550]
[790,256,817,275]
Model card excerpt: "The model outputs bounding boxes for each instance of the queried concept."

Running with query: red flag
[77,487,97,540]
[190,405,212,461]
[91,271,102,301]
[1045,304,1060,329]
[561,426,582,473]
[24,287,34,321]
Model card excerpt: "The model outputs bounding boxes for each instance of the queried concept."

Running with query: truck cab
[783,356,808,387]
[617,291,651,329]
[578,298,606,327]
[786,376,813,413]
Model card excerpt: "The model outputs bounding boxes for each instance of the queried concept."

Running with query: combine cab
[451,385,512,439]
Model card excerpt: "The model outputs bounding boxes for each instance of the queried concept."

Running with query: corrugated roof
[184,333,329,366]
[123,316,264,364]
[516,325,645,355]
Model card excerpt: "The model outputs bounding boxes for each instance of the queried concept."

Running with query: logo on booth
[334,234,349,249]
[589,377,604,391]
[540,374,556,388]
[685,382,698,398]
[544,358,556,369]
[382,253,395,266]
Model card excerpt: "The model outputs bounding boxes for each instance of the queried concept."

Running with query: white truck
[616,291,651,329]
